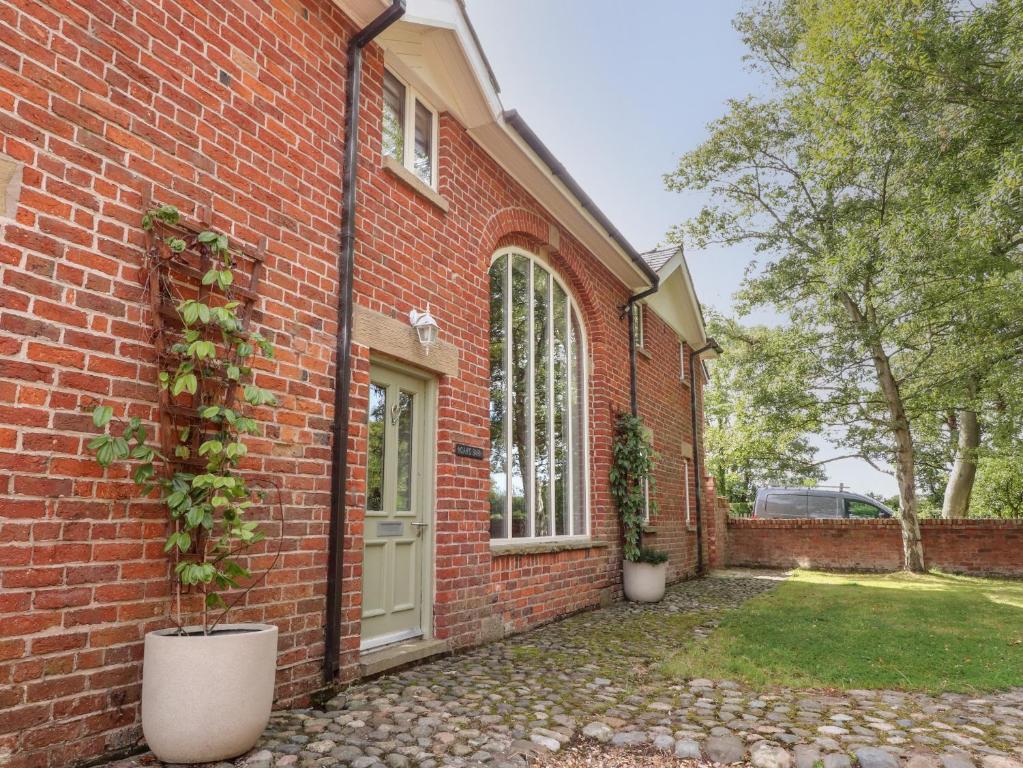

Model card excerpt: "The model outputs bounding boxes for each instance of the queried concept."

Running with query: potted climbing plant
[610,413,668,602]
[85,205,280,764]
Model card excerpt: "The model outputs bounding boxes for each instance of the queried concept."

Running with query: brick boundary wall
[726,518,1023,576]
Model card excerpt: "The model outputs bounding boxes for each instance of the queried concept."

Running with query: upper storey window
[382,68,438,188]
[488,249,589,542]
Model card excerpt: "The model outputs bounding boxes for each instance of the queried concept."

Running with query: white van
[752,487,895,520]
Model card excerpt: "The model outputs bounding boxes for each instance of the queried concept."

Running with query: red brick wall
[704,491,729,570]
[0,1,711,765]
[727,518,1023,576]
[1,1,359,765]
[633,308,702,582]
[489,546,617,634]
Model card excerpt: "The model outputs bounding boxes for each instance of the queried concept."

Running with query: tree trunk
[876,361,925,572]
[839,292,926,572]
[942,407,980,519]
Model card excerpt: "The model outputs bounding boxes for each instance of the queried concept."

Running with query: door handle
[411,522,429,537]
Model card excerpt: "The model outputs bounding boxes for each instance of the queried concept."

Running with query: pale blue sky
[468,0,899,497]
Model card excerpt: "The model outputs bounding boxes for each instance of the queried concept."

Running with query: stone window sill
[490,539,609,557]
[382,156,450,213]
[638,346,652,360]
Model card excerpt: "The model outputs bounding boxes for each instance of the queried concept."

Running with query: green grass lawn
[661,570,1023,693]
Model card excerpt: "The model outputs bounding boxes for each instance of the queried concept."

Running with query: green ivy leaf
[92,405,113,428]
[181,301,200,326]
[133,463,154,485]
[96,442,114,467]
[198,439,223,456]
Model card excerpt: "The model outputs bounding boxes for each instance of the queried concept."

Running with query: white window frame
[680,341,687,382]
[489,248,591,543]
[683,458,694,530]
[382,67,439,190]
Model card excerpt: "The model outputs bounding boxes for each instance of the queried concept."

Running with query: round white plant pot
[622,560,667,603]
[142,623,278,764]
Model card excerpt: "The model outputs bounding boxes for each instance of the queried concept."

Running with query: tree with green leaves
[704,318,826,515]
[667,0,1023,569]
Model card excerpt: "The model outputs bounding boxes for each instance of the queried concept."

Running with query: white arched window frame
[488,248,590,542]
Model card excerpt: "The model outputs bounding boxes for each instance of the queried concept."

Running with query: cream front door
[361,365,428,650]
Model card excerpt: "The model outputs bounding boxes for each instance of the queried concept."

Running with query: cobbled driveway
[113,571,1023,768]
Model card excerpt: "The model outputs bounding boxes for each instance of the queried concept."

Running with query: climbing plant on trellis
[86,188,282,633]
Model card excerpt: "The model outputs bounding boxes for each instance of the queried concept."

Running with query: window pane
[367,383,386,511]
[552,283,569,536]
[808,494,841,518]
[414,99,433,185]
[570,310,586,535]
[510,255,530,537]
[533,267,551,537]
[845,499,882,519]
[395,390,413,512]
[383,71,405,163]
[489,257,508,538]
[487,253,588,541]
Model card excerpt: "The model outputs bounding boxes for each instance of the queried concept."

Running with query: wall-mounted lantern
[408,305,439,354]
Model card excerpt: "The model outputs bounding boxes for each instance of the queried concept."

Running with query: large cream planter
[622,560,667,603]
[142,624,278,764]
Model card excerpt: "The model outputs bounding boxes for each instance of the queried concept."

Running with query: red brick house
[0,0,719,765]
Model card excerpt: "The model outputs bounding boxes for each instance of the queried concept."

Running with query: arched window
[489,249,588,540]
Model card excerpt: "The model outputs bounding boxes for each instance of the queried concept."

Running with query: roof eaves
[501,109,659,287]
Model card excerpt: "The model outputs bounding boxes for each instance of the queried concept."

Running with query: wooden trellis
[140,186,267,474]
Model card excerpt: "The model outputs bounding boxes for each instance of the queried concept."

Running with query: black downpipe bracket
[620,285,659,417]
[325,0,406,685]
[688,338,722,574]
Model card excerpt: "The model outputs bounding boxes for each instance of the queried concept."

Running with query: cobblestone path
[110,571,1023,768]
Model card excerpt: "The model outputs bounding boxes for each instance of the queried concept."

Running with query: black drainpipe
[688,338,722,574]
[620,284,659,417]
[325,0,406,685]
